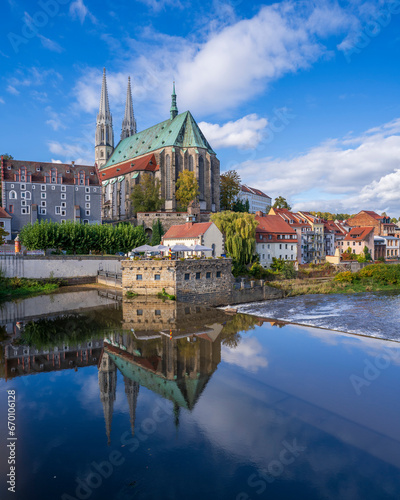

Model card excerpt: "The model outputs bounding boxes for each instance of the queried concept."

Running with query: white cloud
[48,141,92,165]
[7,85,19,95]
[222,337,268,373]
[72,1,377,118]
[45,107,66,131]
[137,0,183,12]
[38,34,63,53]
[69,0,96,24]
[51,159,63,164]
[232,118,400,215]
[199,114,268,150]
[0,97,4,104]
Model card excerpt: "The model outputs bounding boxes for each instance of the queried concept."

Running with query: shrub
[334,271,355,283]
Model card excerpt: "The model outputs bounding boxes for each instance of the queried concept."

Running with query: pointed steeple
[95,68,114,168]
[98,352,117,446]
[124,376,139,436]
[121,77,137,140]
[170,81,178,120]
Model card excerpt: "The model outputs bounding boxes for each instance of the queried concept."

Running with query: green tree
[0,227,9,245]
[151,219,164,246]
[273,196,291,210]
[232,198,250,213]
[175,170,199,211]
[1,154,14,160]
[131,174,164,214]
[391,218,398,223]
[220,170,241,211]
[211,211,258,265]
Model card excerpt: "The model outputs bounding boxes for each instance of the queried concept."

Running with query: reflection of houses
[4,340,103,380]
[98,299,229,444]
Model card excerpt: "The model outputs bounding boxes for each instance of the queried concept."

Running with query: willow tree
[211,211,258,265]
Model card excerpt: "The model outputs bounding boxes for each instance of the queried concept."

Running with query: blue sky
[2,0,400,215]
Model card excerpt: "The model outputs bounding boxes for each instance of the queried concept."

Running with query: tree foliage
[273,196,291,210]
[1,154,14,160]
[0,227,9,245]
[310,211,352,221]
[19,221,146,254]
[175,170,199,211]
[220,170,241,211]
[211,211,258,265]
[232,198,250,213]
[151,219,164,246]
[131,174,164,213]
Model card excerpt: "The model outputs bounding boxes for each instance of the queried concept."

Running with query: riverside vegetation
[0,271,64,300]
[272,263,400,296]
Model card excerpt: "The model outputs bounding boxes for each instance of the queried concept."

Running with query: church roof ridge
[101,110,215,169]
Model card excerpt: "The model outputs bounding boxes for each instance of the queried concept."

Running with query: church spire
[95,68,114,168]
[121,76,137,140]
[170,81,178,120]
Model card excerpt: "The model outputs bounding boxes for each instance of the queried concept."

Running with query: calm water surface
[1,290,400,500]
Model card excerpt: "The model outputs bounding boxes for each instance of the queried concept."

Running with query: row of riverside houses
[253,208,400,267]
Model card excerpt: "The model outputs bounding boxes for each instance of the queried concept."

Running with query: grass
[0,277,62,300]
[274,276,400,297]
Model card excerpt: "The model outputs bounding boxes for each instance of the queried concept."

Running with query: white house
[255,214,297,267]
[162,222,224,257]
[238,185,271,214]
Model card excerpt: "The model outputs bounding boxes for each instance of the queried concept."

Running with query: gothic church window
[199,156,205,200]
[166,154,171,199]
[189,155,193,172]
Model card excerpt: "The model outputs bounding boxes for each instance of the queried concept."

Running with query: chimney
[255,211,263,217]
[71,161,75,167]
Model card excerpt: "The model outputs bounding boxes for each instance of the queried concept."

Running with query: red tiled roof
[344,226,374,242]
[99,153,158,181]
[360,210,383,220]
[255,215,297,234]
[241,185,270,198]
[0,207,11,219]
[163,222,213,239]
[1,158,99,185]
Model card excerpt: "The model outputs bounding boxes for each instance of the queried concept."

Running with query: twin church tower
[94,68,220,214]
[95,68,137,168]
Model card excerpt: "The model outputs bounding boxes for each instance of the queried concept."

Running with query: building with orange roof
[347,210,393,236]
[338,226,375,259]
[254,212,297,267]
[162,221,224,257]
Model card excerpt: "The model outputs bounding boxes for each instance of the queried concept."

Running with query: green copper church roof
[102,110,215,169]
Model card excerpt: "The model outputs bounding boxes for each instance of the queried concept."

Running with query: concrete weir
[121,258,283,307]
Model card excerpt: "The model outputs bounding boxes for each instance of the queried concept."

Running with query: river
[0,289,399,500]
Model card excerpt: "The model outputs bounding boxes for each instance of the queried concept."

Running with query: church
[95,69,221,221]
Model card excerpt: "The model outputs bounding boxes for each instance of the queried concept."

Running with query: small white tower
[121,77,137,140]
[95,68,114,168]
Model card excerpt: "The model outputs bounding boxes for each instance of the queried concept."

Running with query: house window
[21,207,30,215]
[32,185,35,189]
[155,310,161,316]
[61,193,66,200]
[206,272,211,279]
[85,195,90,201]
[136,275,142,280]
[196,272,201,280]
[9,205,14,214]
[61,186,66,192]
[85,210,90,216]
[21,200,26,207]
[279,244,282,249]
[154,274,160,280]
[216,271,221,278]
[83,219,89,224]
[41,185,46,191]
[184,273,190,280]
[39,208,46,215]
[55,207,61,215]
[137,309,143,315]
[61,202,66,208]
[41,192,46,199]
[61,210,66,216]
[85,203,90,209]
[85,187,90,193]
[9,191,17,199]
[41,201,46,207]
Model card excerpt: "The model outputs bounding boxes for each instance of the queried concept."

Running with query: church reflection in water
[98,299,231,445]
[1,295,261,445]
